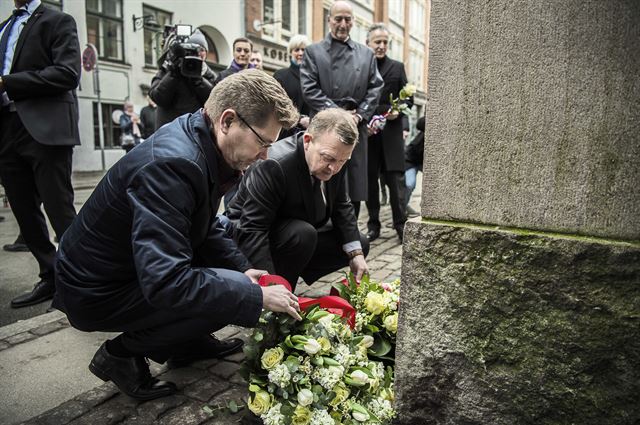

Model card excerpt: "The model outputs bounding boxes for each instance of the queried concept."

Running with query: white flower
[267,364,291,389]
[352,410,369,422]
[359,335,374,348]
[297,388,314,406]
[304,338,322,355]
[261,402,285,425]
[310,408,335,425]
[350,370,369,385]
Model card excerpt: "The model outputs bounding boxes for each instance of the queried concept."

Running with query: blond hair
[288,34,310,53]
[307,108,358,145]
[205,70,299,129]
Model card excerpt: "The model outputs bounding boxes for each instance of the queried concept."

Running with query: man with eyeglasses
[225,108,370,292]
[301,0,383,218]
[214,37,255,85]
[53,71,300,401]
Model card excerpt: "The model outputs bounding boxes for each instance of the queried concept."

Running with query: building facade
[1,0,429,171]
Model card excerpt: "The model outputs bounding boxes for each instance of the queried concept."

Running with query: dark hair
[232,37,253,50]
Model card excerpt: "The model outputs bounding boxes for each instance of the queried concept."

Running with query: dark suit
[225,134,369,289]
[366,56,413,235]
[54,111,262,362]
[0,3,80,285]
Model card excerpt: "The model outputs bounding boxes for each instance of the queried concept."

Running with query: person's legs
[301,228,370,285]
[384,170,407,241]
[404,166,418,206]
[365,134,383,240]
[270,219,318,290]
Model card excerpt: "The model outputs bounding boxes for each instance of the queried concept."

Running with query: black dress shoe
[0,216,4,222]
[89,342,176,401]
[406,205,419,218]
[396,225,405,243]
[167,336,244,368]
[366,229,380,242]
[10,280,55,308]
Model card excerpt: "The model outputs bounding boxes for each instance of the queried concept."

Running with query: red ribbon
[258,274,356,329]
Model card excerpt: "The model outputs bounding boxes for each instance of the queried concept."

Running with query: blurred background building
[0,0,429,171]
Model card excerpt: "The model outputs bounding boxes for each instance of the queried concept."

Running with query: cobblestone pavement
[11,186,419,425]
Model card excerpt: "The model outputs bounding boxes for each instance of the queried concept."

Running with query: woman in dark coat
[405,115,425,214]
[273,34,311,140]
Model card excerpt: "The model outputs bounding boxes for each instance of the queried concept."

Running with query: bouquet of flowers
[368,83,417,135]
[242,289,397,424]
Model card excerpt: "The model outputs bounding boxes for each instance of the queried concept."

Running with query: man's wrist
[347,249,364,260]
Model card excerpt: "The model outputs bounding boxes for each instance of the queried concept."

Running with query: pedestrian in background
[0,0,80,308]
[249,49,263,70]
[214,37,254,84]
[139,95,157,139]
[149,29,216,129]
[405,115,425,216]
[273,34,311,139]
[301,1,383,217]
[119,100,143,153]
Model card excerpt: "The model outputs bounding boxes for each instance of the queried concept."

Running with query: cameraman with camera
[149,26,216,130]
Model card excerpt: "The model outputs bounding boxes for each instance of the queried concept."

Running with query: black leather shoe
[0,216,4,222]
[10,280,55,308]
[406,205,419,218]
[396,225,405,243]
[366,229,380,242]
[3,236,29,252]
[89,342,176,401]
[167,336,244,368]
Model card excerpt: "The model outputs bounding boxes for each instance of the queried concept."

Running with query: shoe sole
[10,294,54,309]
[89,362,176,401]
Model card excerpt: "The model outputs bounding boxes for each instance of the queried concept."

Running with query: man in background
[214,37,254,84]
[250,49,263,70]
[0,0,80,308]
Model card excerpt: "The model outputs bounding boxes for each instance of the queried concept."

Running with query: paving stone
[120,415,157,425]
[187,358,219,371]
[209,361,240,379]
[0,340,10,351]
[211,384,249,406]
[23,400,89,425]
[228,372,246,386]
[74,382,119,408]
[213,326,241,340]
[157,400,211,425]
[157,366,208,389]
[5,331,37,345]
[136,394,188,420]
[223,351,245,363]
[30,320,68,337]
[68,404,132,425]
[183,377,230,402]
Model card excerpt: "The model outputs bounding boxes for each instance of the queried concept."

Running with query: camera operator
[149,28,216,130]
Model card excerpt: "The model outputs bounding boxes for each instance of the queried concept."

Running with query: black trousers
[365,133,407,232]
[0,109,76,282]
[270,219,370,291]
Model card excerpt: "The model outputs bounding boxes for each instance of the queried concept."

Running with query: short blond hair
[205,70,299,129]
[288,34,310,53]
[307,108,358,145]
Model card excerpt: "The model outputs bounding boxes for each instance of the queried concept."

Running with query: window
[86,0,124,62]
[142,5,172,67]
[93,102,122,149]
[389,0,404,24]
[388,33,403,62]
[43,0,62,10]
[262,0,310,42]
[410,0,426,39]
[408,48,424,87]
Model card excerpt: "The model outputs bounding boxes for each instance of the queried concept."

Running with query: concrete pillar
[395,1,640,423]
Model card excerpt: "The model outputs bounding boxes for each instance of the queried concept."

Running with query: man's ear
[219,110,235,134]
[302,132,313,148]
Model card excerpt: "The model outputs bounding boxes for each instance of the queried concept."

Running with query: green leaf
[369,335,392,357]
[228,400,239,413]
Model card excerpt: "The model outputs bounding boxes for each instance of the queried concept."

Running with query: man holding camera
[149,29,216,130]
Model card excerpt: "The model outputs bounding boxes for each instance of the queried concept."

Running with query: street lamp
[132,14,158,32]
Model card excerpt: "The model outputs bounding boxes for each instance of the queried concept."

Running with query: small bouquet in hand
[368,84,417,135]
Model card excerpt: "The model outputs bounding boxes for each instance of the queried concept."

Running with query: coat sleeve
[300,47,339,112]
[196,216,252,272]
[126,158,263,326]
[356,52,384,121]
[119,114,132,134]
[149,66,178,108]
[3,14,80,100]
[234,160,287,273]
[190,69,215,105]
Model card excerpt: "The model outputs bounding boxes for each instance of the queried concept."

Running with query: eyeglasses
[235,112,273,149]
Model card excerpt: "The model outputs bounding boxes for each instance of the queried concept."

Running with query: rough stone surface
[422,0,640,241]
[395,220,640,425]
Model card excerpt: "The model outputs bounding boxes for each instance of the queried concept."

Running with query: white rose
[303,338,322,355]
[350,370,369,385]
[352,411,369,422]
[359,335,374,348]
[297,388,314,406]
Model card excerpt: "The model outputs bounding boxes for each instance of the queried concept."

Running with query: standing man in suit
[0,0,80,308]
[364,23,413,242]
[300,1,383,217]
[226,108,369,291]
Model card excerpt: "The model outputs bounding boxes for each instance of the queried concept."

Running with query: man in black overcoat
[0,0,80,308]
[54,72,301,401]
[226,108,369,291]
[364,24,414,242]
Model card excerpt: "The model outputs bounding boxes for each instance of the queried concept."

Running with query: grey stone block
[30,320,67,337]
[23,400,89,425]
[395,221,640,425]
[5,331,37,346]
[209,361,240,379]
[135,394,188,421]
[156,400,211,425]
[182,378,230,403]
[422,0,640,240]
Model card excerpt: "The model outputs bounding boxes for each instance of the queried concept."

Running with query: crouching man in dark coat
[53,71,300,401]
[225,108,369,292]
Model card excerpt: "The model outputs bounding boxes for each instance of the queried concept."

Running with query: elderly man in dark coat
[54,72,300,401]
[300,1,383,216]
[364,24,414,242]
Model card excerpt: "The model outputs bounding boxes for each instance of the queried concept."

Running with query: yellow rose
[330,382,351,407]
[291,405,312,425]
[364,292,386,315]
[384,313,398,333]
[261,346,284,370]
[317,336,332,353]
[248,390,273,416]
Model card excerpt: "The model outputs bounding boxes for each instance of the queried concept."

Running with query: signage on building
[249,37,290,70]
[82,44,98,72]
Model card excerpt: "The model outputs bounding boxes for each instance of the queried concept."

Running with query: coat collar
[11,3,45,71]
[321,32,355,51]
[191,110,222,187]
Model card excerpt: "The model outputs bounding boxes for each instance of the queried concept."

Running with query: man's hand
[403,130,410,140]
[244,268,268,283]
[386,111,399,121]
[262,285,302,320]
[349,255,368,283]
